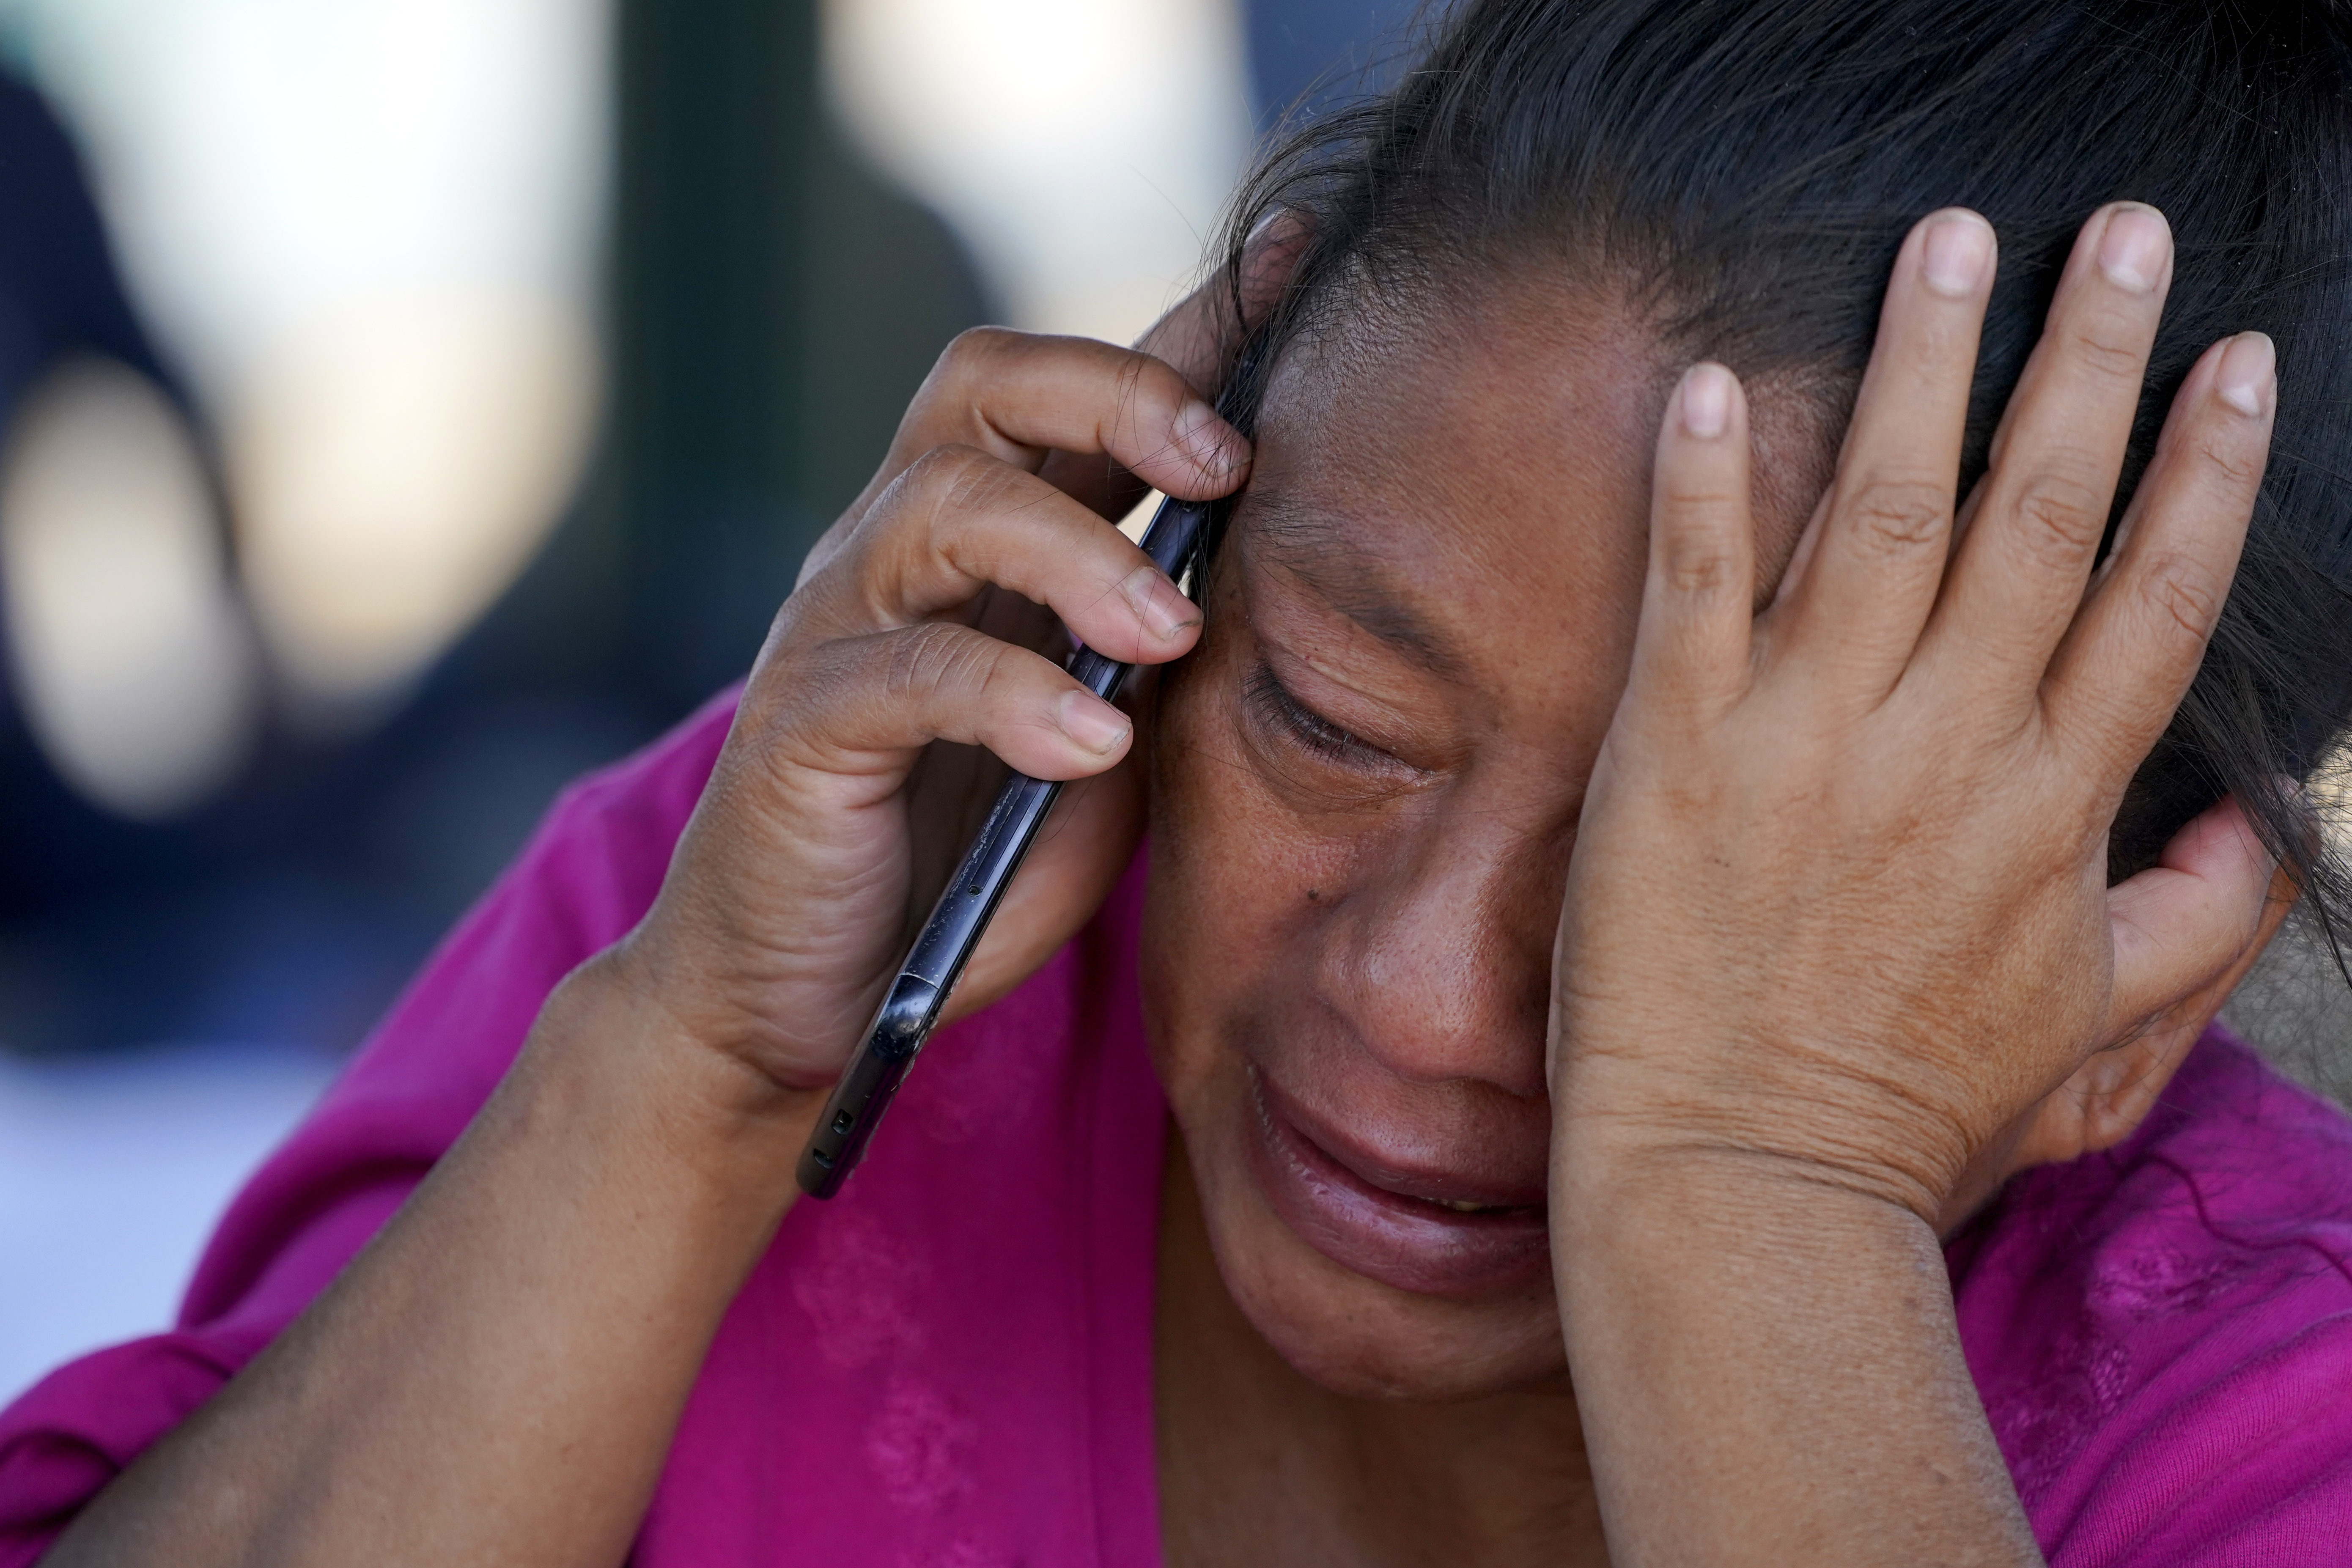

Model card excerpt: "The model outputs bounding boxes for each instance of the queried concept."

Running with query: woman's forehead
[1246,274,1834,610]
[1230,469,1649,721]
[1240,295,1669,655]
[1260,274,1669,461]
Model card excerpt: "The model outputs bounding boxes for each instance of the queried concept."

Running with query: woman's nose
[1320,819,1561,1098]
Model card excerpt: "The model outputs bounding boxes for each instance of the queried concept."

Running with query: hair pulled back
[1215,0,2352,967]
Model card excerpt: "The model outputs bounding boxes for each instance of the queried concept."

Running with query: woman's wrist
[1551,1127,1944,1276]
[1554,1071,1971,1230]
[521,947,831,1201]
[1551,1132,2038,1567]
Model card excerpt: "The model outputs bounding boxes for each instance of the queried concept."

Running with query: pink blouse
[5,688,2351,1566]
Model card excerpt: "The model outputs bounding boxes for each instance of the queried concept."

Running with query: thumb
[2104,793,2280,1038]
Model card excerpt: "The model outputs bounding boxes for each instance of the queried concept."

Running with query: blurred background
[0,0,1422,1400]
[2,0,2344,1405]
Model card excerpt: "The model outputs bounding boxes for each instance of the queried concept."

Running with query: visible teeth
[1440,1199,1492,1213]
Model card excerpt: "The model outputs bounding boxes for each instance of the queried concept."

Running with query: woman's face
[1142,285,1820,1400]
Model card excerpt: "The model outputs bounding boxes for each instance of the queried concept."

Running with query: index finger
[1037,296,1230,521]
[880,327,1249,505]
[804,327,1250,588]
[1043,212,1309,516]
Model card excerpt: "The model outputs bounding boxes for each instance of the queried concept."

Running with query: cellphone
[796,492,1214,1198]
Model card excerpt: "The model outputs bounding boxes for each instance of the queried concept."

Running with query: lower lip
[1242,1074,1552,1299]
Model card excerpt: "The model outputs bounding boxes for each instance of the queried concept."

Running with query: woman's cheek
[1142,648,1354,1095]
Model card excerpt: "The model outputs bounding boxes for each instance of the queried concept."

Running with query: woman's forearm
[42,955,819,1568]
[1553,1148,2042,1568]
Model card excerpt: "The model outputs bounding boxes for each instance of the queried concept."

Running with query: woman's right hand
[602,327,1250,1100]
[37,315,1260,1568]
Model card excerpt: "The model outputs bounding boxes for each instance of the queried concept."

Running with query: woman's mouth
[1242,1068,1552,1299]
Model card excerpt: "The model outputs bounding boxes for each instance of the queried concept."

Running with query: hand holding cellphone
[796,493,1213,1197]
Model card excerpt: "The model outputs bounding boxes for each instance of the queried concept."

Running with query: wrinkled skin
[44,205,2288,1568]
[1143,287,1757,1398]
[1147,213,2283,1420]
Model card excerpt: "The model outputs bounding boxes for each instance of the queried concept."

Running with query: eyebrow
[1244,492,1468,680]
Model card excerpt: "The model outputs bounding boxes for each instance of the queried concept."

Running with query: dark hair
[1213,0,2352,971]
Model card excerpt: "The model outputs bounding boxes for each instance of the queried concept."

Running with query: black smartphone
[796,492,1214,1197]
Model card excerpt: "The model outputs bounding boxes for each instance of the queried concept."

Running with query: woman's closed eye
[1243,660,1416,778]
[1248,661,1362,758]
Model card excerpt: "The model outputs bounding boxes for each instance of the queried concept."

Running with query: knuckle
[1109,342,1154,397]
[2189,431,2265,492]
[1658,477,1736,514]
[1658,530,1740,596]
[2137,550,2222,639]
[773,634,870,733]
[1102,356,1153,444]
[884,622,994,702]
[2007,466,2109,564]
[1840,476,1949,552]
[2064,321,2148,384]
[940,324,1026,376]
[1106,353,1190,454]
[914,328,1042,424]
[903,443,1013,521]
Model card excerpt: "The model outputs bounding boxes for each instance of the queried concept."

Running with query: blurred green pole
[604,0,818,710]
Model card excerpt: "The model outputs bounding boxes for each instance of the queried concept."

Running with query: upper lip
[1252,1068,1548,1214]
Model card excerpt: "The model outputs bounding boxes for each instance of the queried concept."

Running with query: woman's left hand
[1550,202,2280,1567]
[1554,202,2278,1219]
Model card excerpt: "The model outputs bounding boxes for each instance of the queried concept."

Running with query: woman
[6,0,2351,1562]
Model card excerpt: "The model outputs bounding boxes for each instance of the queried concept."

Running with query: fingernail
[1680,362,1732,439]
[1174,401,1242,478]
[1119,563,1199,642]
[1920,211,1993,297]
[1057,690,1130,755]
[2215,331,2275,417]
[2097,205,2171,293]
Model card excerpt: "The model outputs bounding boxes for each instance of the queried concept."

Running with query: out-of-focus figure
[3,357,254,819]
[1,0,610,725]
[0,69,252,824]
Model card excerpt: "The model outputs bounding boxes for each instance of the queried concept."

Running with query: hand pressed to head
[1142,202,2282,1401]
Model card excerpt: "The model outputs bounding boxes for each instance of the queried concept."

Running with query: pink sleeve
[0,688,739,1566]
[2051,1305,2352,1568]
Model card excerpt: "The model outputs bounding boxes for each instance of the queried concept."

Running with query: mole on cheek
[1306,888,1320,902]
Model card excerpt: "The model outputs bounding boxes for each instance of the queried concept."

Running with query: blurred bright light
[0,358,258,819]
[825,0,1253,344]
[233,294,598,714]
[0,0,610,720]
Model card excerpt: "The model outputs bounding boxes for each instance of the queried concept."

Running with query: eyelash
[1245,662,1381,765]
